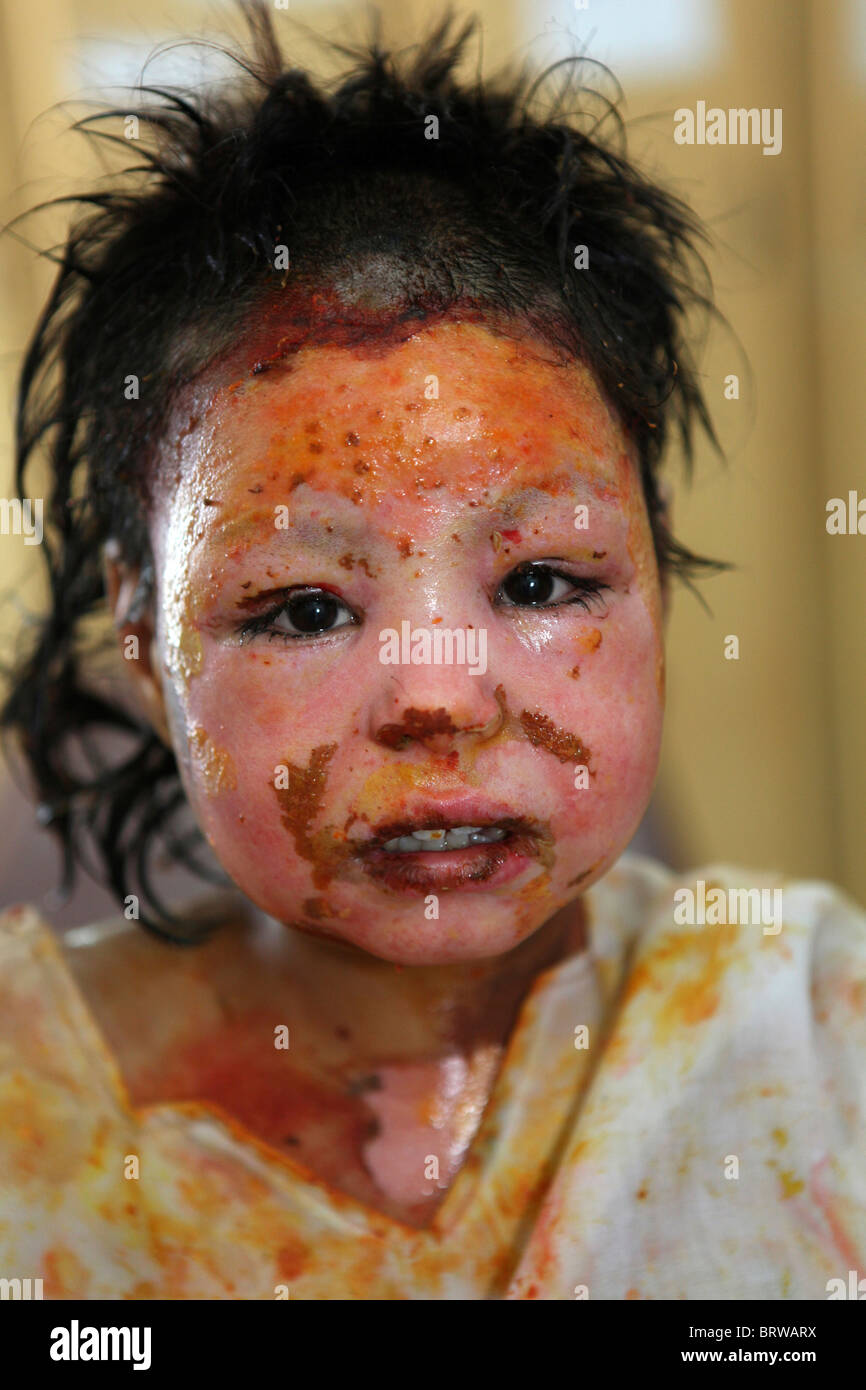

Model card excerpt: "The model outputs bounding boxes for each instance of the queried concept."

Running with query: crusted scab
[375,708,457,750]
[519,710,591,766]
[489,685,588,771]
[577,628,602,654]
[338,553,376,576]
[274,744,337,858]
[273,743,352,887]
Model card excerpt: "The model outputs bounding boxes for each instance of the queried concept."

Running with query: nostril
[374,707,458,750]
[375,729,412,751]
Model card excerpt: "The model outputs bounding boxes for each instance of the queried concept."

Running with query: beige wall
[1,0,863,907]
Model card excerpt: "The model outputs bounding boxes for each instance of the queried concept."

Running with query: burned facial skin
[518,711,591,767]
[145,317,664,966]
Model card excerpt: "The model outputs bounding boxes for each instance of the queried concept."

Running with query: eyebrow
[199,470,618,557]
[204,508,373,552]
[457,477,621,531]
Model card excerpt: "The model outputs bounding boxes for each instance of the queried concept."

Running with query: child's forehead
[165,318,632,510]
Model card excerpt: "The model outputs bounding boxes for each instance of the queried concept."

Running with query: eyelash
[498,566,611,615]
[562,585,608,611]
[238,587,357,644]
[237,566,611,643]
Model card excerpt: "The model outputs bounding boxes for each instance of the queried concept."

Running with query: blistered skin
[150,320,664,965]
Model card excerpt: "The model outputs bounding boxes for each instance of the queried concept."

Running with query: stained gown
[0,854,863,1300]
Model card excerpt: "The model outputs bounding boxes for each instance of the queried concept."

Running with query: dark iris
[287,590,341,633]
[502,563,555,606]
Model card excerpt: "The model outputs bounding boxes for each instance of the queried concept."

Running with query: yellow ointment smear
[159,412,234,688]
[190,726,237,795]
[175,620,204,685]
[354,760,482,818]
[162,500,208,689]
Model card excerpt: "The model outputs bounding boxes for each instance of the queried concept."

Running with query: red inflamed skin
[126,316,665,966]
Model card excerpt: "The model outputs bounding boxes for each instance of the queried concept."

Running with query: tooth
[379,824,510,854]
[381,835,421,852]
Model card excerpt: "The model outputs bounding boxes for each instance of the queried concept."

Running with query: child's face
[135,319,664,965]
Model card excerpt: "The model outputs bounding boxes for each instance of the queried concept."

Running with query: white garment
[0,854,863,1299]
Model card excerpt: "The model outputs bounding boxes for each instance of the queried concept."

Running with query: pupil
[504,565,554,605]
[289,591,339,633]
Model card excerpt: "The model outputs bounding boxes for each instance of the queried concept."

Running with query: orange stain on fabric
[777,1169,805,1200]
[276,1236,310,1281]
[43,1246,90,1298]
[620,910,738,1046]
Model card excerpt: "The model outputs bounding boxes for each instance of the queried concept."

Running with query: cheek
[586,605,664,811]
[501,594,664,845]
[163,641,360,897]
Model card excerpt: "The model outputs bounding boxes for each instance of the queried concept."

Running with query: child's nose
[368,673,505,754]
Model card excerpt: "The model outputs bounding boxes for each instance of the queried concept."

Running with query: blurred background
[0,0,863,927]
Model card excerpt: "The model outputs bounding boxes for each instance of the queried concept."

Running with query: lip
[355,799,550,895]
[360,797,534,846]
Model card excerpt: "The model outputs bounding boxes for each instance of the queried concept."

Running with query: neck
[244,896,587,1061]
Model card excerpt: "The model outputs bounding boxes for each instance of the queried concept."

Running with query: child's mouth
[379,825,508,853]
[357,809,550,894]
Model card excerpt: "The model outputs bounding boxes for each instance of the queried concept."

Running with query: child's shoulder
[598,852,865,938]
[0,901,72,998]
[587,853,866,1015]
[0,895,250,1062]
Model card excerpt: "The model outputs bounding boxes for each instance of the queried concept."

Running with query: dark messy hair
[2,1,723,937]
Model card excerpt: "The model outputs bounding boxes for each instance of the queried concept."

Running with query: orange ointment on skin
[149,320,664,966]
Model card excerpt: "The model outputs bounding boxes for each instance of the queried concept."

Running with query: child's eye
[239,587,359,642]
[496,562,610,612]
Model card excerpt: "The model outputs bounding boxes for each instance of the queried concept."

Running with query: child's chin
[281,905,553,967]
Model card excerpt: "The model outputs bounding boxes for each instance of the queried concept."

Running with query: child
[1,3,863,1300]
